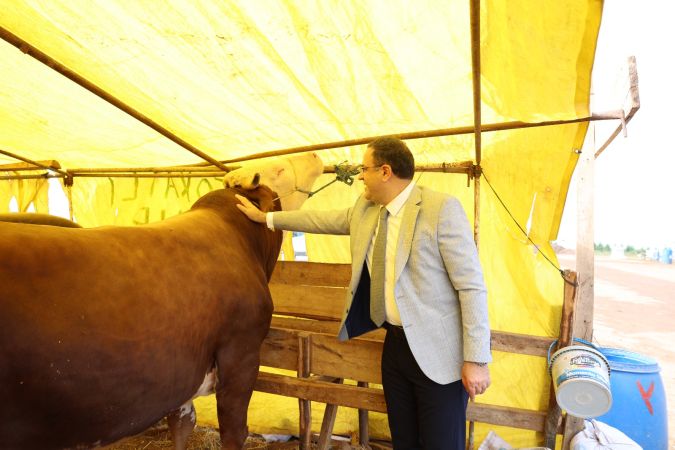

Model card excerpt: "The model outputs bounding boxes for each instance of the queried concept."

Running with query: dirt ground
[557,253,674,449]
[104,421,379,449]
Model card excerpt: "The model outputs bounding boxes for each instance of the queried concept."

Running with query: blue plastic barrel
[597,347,668,449]
[659,247,672,264]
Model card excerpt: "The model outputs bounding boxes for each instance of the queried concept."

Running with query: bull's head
[223,152,323,211]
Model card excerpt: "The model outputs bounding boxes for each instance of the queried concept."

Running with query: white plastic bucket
[548,341,612,418]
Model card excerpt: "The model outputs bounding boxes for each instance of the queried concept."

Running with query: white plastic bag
[570,419,642,450]
[477,431,513,450]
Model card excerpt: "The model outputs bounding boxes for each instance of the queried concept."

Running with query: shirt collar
[384,181,415,217]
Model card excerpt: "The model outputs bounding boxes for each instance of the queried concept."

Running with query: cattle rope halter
[273,161,361,201]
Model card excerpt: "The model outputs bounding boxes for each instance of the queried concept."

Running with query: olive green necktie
[370,207,388,326]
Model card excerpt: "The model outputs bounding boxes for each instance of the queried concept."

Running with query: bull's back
[0,213,269,356]
[0,212,81,228]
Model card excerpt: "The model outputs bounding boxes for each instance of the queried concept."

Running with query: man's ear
[381,164,393,179]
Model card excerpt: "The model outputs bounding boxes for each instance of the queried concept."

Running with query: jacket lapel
[394,185,421,283]
[353,204,380,269]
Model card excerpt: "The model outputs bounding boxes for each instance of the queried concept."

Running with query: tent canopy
[1,1,606,446]
[1,1,599,170]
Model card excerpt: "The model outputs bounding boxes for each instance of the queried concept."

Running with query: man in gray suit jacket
[236,137,491,449]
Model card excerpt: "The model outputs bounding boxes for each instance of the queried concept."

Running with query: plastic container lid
[599,347,661,373]
[557,376,613,418]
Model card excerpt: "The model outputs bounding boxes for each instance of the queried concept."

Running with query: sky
[556,2,675,250]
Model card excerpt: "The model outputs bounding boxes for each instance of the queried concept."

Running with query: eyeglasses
[360,164,383,173]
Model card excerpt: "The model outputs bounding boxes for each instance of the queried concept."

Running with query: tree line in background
[594,242,647,258]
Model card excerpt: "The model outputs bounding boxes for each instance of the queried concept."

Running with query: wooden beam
[489,330,554,357]
[65,172,225,179]
[0,148,67,176]
[270,317,554,357]
[310,334,383,384]
[0,160,61,171]
[255,372,556,433]
[271,316,345,336]
[465,402,556,433]
[270,284,347,321]
[0,161,476,181]
[595,56,640,159]
[0,174,53,181]
[255,371,388,413]
[259,327,300,371]
[271,261,351,287]
[0,25,231,173]
[68,166,236,173]
[208,112,623,165]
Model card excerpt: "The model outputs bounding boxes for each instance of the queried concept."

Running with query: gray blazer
[273,185,491,384]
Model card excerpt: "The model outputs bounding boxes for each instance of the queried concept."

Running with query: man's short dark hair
[368,137,415,180]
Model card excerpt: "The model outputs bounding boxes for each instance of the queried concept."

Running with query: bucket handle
[547,337,600,364]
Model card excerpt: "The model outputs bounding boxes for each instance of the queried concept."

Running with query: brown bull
[0,186,283,450]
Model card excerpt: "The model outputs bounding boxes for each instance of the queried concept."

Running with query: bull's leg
[215,349,260,449]
[167,400,196,450]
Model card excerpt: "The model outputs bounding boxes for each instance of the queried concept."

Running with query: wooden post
[544,270,578,448]
[298,333,312,450]
[317,378,344,450]
[574,126,595,343]
[357,381,371,448]
[467,0,482,445]
[561,126,596,449]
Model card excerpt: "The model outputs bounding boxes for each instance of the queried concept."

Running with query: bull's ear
[222,172,259,189]
[223,179,241,188]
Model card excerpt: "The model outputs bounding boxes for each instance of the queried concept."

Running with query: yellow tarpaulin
[0,1,604,447]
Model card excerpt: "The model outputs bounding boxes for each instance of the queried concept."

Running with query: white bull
[224,152,324,262]
[223,152,324,212]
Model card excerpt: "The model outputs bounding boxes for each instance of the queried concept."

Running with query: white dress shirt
[366,181,415,326]
[266,181,415,326]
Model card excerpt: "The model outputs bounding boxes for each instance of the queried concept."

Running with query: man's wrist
[265,212,275,230]
[467,361,488,367]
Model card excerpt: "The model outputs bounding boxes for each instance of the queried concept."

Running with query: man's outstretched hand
[235,194,266,223]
